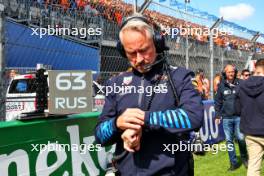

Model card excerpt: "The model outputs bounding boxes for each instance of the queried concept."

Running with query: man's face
[254,66,264,76]
[242,71,250,80]
[121,29,157,73]
[236,71,241,79]
[199,72,204,79]
[9,70,16,79]
[225,65,235,81]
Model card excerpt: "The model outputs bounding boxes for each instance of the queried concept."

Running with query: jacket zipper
[136,76,145,176]
[138,76,145,107]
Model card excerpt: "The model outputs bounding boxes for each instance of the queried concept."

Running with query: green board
[0,112,115,176]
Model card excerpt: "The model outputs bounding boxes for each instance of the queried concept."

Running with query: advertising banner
[200,100,225,144]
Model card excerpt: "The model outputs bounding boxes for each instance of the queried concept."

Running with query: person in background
[235,59,264,176]
[214,64,248,171]
[236,71,242,79]
[195,68,210,100]
[60,0,70,9]
[213,73,221,95]
[241,69,251,80]
[8,70,17,85]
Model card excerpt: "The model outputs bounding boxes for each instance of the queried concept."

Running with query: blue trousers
[223,117,247,165]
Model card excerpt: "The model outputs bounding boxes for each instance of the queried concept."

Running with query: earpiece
[116,15,168,58]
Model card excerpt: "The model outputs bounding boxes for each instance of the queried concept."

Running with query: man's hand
[121,128,142,152]
[215,118,221,125]
[116,108,145,131]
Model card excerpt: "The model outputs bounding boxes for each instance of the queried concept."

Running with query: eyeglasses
[243,74,250,77]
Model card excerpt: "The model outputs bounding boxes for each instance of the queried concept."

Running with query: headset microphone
[143,55,166,71]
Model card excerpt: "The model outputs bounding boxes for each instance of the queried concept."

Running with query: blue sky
[156,0,264,41]
[176,0,264,33]
[125,0,264,42]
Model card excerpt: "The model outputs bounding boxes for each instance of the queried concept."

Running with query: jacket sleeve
[94,78,121,146]
[214,82,223,118]
[144,70,204,133]
[234,85,241,115]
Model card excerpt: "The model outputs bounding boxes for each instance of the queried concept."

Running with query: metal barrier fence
[0,0,262,119]
[101,19,251,76]
[3,0,102,43]
[1,0,254,70]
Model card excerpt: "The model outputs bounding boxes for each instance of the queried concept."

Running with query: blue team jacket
[94,63,204,176]
[214,78,240,118]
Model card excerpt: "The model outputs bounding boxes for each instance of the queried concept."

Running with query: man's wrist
[114,117,123,132]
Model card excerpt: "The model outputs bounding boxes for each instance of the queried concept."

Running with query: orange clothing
[195,75,210,99]
[213,75,221,93]
[115,12,123,25]
[61,0,70,9]
[76,0,86,8]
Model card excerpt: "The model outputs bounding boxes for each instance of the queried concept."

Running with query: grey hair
[119,16,154,44]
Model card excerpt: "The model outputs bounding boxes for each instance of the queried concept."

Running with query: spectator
[60,0,70,9]
[76,0,86,10]
[241,69,251,80]
[8,70,17,85]
[4,69,17,89]
[235,59,264,176]
[214,64,248,171]
[236,71,242,79]
[195,68,210,100]
[114,9,123,26]
[84,3,98,15]
[69,0,77,9]
[213,73,221,95]
[45,0,264,52]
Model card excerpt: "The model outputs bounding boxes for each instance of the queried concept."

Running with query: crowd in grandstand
[32,0,264,99]
[32,0,264,53]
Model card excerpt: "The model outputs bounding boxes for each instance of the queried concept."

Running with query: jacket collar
[224,78,240,87]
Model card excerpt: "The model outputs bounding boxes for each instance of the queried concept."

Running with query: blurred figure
[195,68,210,100]
[9,69,17,79]
[236,71,242,79]
[215,64,248,171]
[235,59,264,176]
[60,0,70,9]
[241,69,251,80]
[213,73,221,95]
[8,70,17,85]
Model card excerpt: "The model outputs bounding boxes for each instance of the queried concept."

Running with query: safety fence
[0,0,263,118]
[1,0,257,74]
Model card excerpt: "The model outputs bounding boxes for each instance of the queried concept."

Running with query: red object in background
[76,0,87,9]
[60,0,70,9]
[115,11,122,26]
[23,74,34,79]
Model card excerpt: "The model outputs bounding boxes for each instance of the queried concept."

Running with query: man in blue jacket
[215,64,248,171]
[94,14,203,176]
[235,59,264,176]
